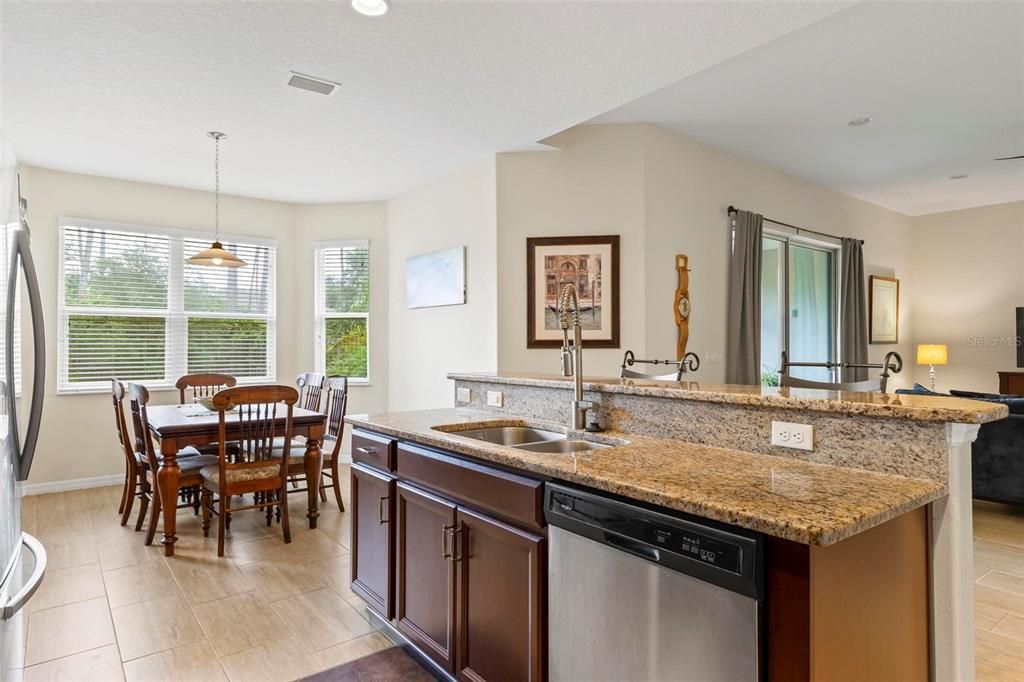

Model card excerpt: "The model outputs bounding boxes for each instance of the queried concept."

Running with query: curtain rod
[727,205,864,245]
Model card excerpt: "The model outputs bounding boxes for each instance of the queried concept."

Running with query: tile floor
[17,465,395,682]
[973,500,1024,681]
[14,477,1024,680]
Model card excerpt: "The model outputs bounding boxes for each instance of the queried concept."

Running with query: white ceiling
[592,1,1024,216]
[0,0,850,204]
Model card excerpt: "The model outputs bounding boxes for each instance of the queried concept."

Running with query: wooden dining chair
[296,372,326,412]
[200,385,297,556]
[124,382,217,543]
[278,376,348,511]
[176,373,237,404]
[114,379,205,527]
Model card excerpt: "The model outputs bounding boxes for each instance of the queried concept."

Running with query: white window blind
[314,241,369,383]
[59,219,276,393]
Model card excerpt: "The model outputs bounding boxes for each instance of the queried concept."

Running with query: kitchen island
[345,373,1006,681]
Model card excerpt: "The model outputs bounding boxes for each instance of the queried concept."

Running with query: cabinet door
[350,463,395,618]
[396,482,457,673]
[454,506,545,682]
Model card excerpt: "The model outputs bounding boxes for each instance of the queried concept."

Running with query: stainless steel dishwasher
[545,483,764,682]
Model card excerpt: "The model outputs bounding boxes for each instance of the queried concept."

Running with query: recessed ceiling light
[949,174,969,180]
[351,0,388,16]
[847,117,872,127]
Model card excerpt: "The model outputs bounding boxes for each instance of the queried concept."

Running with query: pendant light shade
[188,131,246,268]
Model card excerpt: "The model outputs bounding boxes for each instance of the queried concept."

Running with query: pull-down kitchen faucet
[558,283,592,430]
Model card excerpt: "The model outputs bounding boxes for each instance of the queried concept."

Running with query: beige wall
[18,165,387,487]
[387,157,498,411]
[495,123,917,388]
[909,201,1024,393]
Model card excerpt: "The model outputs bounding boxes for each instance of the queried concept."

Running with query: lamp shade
[186,241,246,268]
[916,344,948,366]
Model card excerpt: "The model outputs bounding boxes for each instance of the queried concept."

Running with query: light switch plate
[486,390,504,408]
[771,420,814,451]
[706,348,724,362]
[456,387,471,403]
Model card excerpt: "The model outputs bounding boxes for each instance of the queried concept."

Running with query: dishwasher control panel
[545,483,763,599]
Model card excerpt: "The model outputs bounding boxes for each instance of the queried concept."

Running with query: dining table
[145,404,328,556]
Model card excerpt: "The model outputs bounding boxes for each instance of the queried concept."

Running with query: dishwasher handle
[604,532,660,562]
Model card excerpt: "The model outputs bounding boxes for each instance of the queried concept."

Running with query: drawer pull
[450,527,464,562]
[356,446,377,455]
[378,496,389,524]
[441,524,455,559]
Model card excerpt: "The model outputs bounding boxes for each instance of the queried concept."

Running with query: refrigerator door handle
[2,532,46,620]
[6,227,45,482]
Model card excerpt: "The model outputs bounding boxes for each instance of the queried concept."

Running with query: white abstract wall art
[406,246,466,309]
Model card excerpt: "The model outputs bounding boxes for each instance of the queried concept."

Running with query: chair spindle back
[212,385,298,484]
[176,373,237,405]
[296,372,326,412]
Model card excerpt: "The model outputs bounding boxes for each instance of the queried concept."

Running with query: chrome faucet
[558,283,592,430]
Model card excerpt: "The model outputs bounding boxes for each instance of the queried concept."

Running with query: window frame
[313,239,370,386]
[57,216,277,394]
[760,227,841,385]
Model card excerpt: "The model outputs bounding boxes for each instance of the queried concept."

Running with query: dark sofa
[896,385,1024,505]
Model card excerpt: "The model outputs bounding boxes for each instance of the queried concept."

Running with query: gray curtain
[726,210,763,385]
[840,238,869,381]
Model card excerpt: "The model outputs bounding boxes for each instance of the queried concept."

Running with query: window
[58,219,276,393]
[314,241,369,383]
[760,233,838,386]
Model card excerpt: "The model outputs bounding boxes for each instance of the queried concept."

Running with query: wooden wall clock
[674,254,690,360]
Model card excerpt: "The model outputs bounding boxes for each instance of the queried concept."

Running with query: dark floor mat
[299,646,440,682]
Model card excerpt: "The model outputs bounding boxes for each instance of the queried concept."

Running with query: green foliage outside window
[325,318,368,378]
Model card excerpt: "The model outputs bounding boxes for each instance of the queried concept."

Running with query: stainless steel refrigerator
[0,128,47,680]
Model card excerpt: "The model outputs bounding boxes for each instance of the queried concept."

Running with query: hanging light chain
[213,134,221,241]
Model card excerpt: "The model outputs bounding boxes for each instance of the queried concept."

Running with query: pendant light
[187,132,246,268]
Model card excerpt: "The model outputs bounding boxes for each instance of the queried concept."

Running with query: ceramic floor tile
[22,644,124,682]
[41,539,100,572]
[315,554,354,600]
[191,592,290,658]
[976,627,1024,675]
[122,640,228,682]
[96,537,165,572]
[991,613,1024,643]
[110,595,205,662]
[104,561,177,609]
[24,598,116,666]
[269,588,374,653]
[976,601,1010,631]
[165,554,255,606]
[218,636,323,682]
[28,562,106,613]
[313,632,393,670]
[282,531,346,563]
[237,559,328,603]
[979,571,1024,598]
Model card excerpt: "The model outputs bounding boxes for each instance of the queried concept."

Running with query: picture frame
[526,235,620,348]
[406,246,466,309]
[869,275,900,344]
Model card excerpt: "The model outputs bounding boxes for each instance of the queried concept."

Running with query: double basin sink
[445,425,616,454]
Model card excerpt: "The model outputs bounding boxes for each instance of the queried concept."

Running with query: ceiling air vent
[285,72,340,96]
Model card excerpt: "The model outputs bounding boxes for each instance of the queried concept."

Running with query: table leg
[157,445,181,557]
[304,437,323,529]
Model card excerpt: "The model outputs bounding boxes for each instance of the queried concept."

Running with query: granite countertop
[346,407,946,547]
[449,372,1008,424]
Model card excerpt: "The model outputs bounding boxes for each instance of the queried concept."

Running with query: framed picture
[406,246,466,309]
[869,275,900,344]
[526,235,620,348]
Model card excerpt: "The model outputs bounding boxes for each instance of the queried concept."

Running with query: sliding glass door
[760,235,837,385]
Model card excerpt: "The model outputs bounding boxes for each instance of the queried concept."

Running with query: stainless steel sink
[514,439,611,454]
[454,426,566,446]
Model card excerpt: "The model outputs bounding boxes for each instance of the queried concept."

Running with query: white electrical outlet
[456,387,471,403]
[486,390,504,408]
[706,348,724,362]
[771,420,814,451]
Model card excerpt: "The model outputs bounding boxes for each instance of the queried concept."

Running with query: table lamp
[917,344,948,391]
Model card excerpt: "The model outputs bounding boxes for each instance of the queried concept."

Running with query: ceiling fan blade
[994,155,1024,160]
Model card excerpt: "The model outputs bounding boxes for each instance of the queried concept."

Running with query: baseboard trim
[20,474,122,497]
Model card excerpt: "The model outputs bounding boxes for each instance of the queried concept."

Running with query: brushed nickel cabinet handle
[356,446,377,455]
[378,496,389,524]
[441,524,454,559]
[450,527,464,562]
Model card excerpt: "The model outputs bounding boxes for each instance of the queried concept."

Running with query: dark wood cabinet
[396,482,458,673]
[351,462,396,618]
[998,371,1024,396]
[351,435,547,681]
[455,506,545,682]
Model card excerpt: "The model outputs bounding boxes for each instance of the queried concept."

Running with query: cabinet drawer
[397,442,544,529]
[352,430,395,471]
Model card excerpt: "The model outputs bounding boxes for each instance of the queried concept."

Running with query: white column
[931,423,980,682]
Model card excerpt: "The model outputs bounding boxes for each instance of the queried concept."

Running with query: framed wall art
[869,275,900,344]
[526,235,619,348]
[406,246,466,309]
